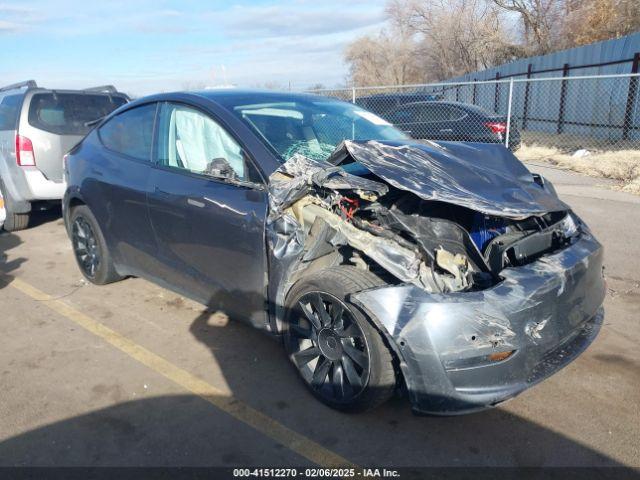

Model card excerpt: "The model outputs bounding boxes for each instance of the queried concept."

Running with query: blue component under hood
[332,140,569,219]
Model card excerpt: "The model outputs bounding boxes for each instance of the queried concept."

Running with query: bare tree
[564,0,640,47]
[405,0,514,79]
[491,0,566,54]
[344,0,638,87]
[308,83,327,91]
[344,27,424,86]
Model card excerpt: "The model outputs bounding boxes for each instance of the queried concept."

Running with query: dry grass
[517,144,640,195]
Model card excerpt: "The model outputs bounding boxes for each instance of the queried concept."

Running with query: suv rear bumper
[0,166,65,209]
[352,232,606,415]
[22,169,66,200]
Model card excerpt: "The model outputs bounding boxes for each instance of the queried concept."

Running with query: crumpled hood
[331,140,569,219]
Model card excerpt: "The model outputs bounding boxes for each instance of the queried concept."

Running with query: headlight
[569,211,593,237]
[559,212,579,238]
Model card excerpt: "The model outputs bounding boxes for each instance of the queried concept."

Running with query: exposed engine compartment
[263,139,604,414]
[267,140,584,300]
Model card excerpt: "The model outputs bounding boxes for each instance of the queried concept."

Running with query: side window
[98,103,157,161]
[442,106,466,121]
[417,104,441,122]
[157,103,255,182]
[0,94,23,131]
[387,108,413,123]
[416,104,465,122]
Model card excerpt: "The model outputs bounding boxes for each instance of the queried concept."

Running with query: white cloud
[0,19,23,33]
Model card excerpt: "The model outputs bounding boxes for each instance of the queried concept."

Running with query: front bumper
[352,232,606,415]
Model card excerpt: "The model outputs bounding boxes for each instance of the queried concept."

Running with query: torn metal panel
[351,232,606,414]
[375,201,489,273]
[297,203,423,285]
[435,248,471,291]
[267,154,324,215]
[311,167,388,200]
[267,213,304,260]
[332,140,569,219]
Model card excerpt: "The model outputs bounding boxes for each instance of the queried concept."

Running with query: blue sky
[0,0,388,96]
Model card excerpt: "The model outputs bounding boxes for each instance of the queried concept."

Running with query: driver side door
[147,101,269,329]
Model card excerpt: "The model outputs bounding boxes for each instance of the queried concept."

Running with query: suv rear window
[28,93,128,135]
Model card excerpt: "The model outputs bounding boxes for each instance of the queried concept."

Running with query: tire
[69,205,122,285]
[0,181,29,232]
[283,266,397,412]
[3,211,29,232]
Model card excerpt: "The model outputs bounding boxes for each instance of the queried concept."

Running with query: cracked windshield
[233,100,407,162]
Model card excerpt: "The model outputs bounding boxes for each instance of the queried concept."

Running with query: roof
[193,89,334,106]
[356,92,438,100]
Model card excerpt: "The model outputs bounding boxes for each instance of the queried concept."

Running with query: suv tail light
[15,134,36,166]
[485,122,507,135]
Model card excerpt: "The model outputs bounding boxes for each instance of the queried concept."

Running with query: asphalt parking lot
[0,164,638,469]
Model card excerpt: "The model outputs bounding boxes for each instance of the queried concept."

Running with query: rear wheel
[70,205,122,285]
[0,182,29,232]
[283,266,397,412]
[2,211,29,232]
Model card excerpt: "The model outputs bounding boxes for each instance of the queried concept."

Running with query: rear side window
[0,94,23,130]
[415,104,466,122]
[98,103,157,161]
[387,108,413,123]
[28,93,128,135]
[441,106,466,121]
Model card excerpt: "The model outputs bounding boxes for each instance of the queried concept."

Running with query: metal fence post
[351,86,356,104]
[494,72,500,112]
[557,63,570,134]
[522,63,533,130]
[472,78,477,104]
[505,77,514,148]
[623,52,640,140]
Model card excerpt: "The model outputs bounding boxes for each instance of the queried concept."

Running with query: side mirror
[204,157,265,190]
[206,157,237,180]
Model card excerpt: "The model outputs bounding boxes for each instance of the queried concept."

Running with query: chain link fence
[305,74,640,155]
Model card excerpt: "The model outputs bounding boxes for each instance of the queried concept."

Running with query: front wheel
[283,267,397,412]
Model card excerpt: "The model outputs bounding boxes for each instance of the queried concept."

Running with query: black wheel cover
[285,291,371,404]
[72,216,101,279]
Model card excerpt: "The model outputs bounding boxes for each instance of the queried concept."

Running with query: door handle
[439,129,453,132]
[187,198,205,208]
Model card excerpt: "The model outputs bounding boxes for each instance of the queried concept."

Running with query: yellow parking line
[6,276,355,468]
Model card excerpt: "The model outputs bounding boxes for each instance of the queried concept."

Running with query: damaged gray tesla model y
[63,90,605,414]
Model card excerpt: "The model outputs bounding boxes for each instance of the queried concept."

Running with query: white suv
[0,80,128,231]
